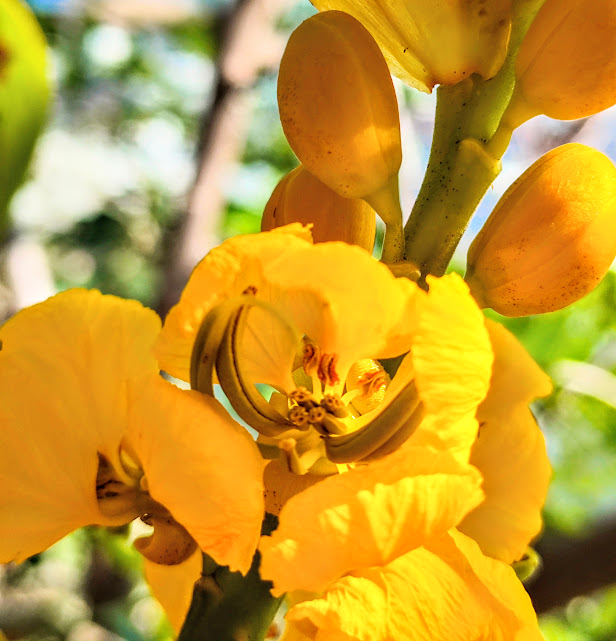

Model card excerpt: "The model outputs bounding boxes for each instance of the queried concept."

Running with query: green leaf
[0,0,50,235]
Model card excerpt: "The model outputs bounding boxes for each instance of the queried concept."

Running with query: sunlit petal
[389,274,493,462]
[156,224,313,388]
[260,447,483,594]
[0,290,160,562]
[286,530,540,641]
[267,242,419,382]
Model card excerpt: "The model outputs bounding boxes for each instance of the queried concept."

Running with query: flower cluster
[3,1,616,640]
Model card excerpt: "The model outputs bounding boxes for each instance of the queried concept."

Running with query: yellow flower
[310,1,512,92]
[157,225,493,470]
[256,324,549,640]
[0,289,264,574]
[154,225,550,635]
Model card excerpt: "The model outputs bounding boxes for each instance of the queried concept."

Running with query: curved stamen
[325,381,423,463]
[215,297,304,437]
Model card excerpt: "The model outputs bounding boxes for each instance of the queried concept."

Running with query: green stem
[403,0,547,279]
[365,175,405,263]
[178,514,284,641]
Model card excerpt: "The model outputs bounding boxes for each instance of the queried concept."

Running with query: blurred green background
[1,0,615,639]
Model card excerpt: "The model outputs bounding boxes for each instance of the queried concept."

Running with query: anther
[289,386,318,409]
[288,405,310,427]
[317,353,340,386]
[321,394,349,418]
[302,340,321,374]
[361,370,387,396]
[308,406,327,425]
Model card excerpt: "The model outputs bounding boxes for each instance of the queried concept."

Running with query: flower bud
[277,10,402,228]
[310,0,512,93]
[466,144,616,317]
[511,0,616,123]
[261,165,376,252]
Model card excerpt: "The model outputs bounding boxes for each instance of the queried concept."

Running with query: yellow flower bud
[277,10,402,229]
[311,0,512,93]
[466,144,616,317]
[511,0,616,123]
[261,165,376,252]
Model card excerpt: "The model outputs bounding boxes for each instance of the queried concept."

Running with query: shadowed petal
[144,551,201,634]
[127,377,265,574]
[459,321,552,563]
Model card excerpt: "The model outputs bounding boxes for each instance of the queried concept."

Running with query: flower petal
[459,321,552,563]
[156,224,313,388]
[259,446,483,594]
[144,551,201,634]
[265,242,419,383]
[408,274,493,462]
[0,290,160,562]
[127,377,265,574]
[286,530,541,641]
[311,1,511,92]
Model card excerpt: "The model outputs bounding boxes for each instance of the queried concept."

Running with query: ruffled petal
[0,290,160,562]
[127,376,265,574]
[286,530,541,641]
[459,321,552,563]
[259,446,483,594]
[156,224,313,388]
[311,1,511,92]
[144,551,201,634]
[406,274,493,462]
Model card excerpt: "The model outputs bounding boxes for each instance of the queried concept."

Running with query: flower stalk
[403,0,547,280]
[178,514,283,641]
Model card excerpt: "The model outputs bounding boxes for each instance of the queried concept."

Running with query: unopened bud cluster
[263,2,616,319]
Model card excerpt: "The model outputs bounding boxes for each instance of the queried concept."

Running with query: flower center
[190,295,425,474]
